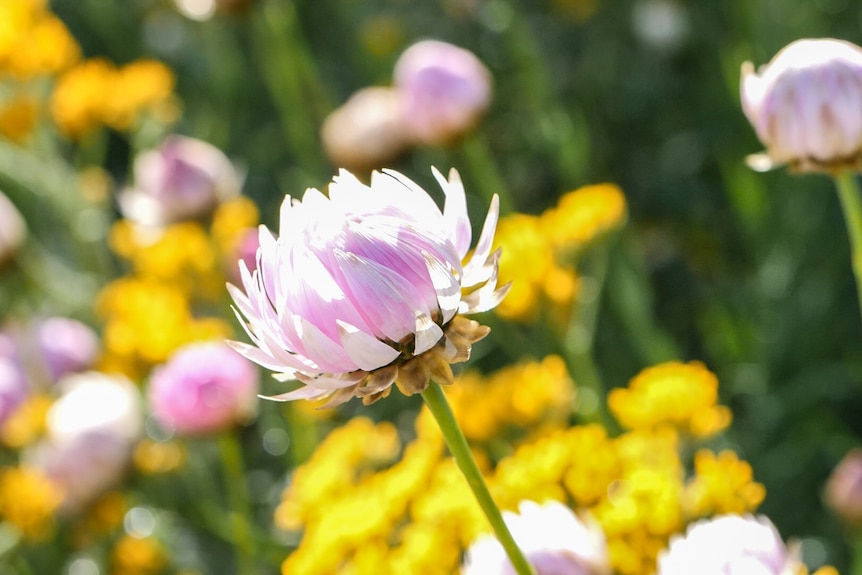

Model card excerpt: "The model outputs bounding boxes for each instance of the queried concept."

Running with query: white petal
[462,194,500,287]
[336,320,401,371]
[423,251,461,324]
[298,317,356,373]
[413,313,444,355]
[433,167,471,259]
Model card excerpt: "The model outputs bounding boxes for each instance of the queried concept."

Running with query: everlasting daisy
[228,167,508,406]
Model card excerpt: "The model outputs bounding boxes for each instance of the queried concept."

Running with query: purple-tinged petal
[336,321,400,371]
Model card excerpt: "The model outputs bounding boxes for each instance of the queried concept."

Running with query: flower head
[741,38,862,172]
[462,500,610,575]
[228,167,508,406]
[29,372,142,512]
[393,40,492,146]
[148,341,259,435]
[119,135,242,226]
[657,514,801,575]
[824,448,862,528]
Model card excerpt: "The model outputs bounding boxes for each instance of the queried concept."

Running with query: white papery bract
[741,38,862,172]
[228,167,508,406]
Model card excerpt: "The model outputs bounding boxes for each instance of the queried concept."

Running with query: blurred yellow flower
[111,534,167,575]
[0,393,52,448]
[210,196,259,255]
[133,439,187,475]
[608,361,732,438]
[542,183,627,250]
[0,1,79,78]
[51,58,176,139]
[0,93,39,143]
[0,466,63,542]
[683,449,766,517]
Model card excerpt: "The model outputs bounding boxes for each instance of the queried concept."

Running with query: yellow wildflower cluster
[97,198,257,377]
[0,0,80,78]
[0,392,52,448]
[0,465,64,542]
[608,361,732,438]
[276,360,764,575]
[111,534,168,575]
[51,58,177,139]
[493,183,626,321]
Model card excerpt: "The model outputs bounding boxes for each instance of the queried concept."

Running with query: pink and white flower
[148,341,259,435]
[394,40,492,146]
[228,167,508,406]
[741,38,862,172]
[657,514,801,575]
[462,500,610,575]
[119,135,242,226]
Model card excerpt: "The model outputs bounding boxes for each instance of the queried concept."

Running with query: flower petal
[336,320,401,371]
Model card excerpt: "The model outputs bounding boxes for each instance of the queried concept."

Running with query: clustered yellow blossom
[0,392,52,448]
[276,359,763,575]
[0,0,80,79]
[0,93,39,143]
[493,183,626,322]
[97,199,257,377]
[0,465,64,542]
[608,361,732,438]
[111,534,168,575]
[50,57,176,139]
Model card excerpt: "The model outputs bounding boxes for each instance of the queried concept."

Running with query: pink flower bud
[119,135,242,226]
[0,191,25,267]
[33,317,100,383]
[657,514,801,575]
[30,372,142,512]
[824,448,862,528]
[148,341,259,436]
[228,167,509,406]
[741,38,862,172]
[462,501,610,575]
[393,40,492,146]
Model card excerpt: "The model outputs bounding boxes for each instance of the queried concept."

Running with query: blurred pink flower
[29,372,142,512]
[825,448,862,528]
[0,190,25,267]
[148,341,259,435]
[0,333,28,427]
[462,500,610,575]
[119,135,242,226]
[657,514,801,575]
[228,167,508,406]
[33,317,100,383]
[393,40,492,146]
[741,38,862,172]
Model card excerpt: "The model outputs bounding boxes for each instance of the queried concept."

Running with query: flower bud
[321,87,410,173]
[0,190,25,267]
[148,341,258,436]
[462,500,610,575]
[393,40,492,146]
[119,135,242,226]
[741,38,862,172]
[30,372,142,512]
[657,514,801,575]
[824,448,862,528]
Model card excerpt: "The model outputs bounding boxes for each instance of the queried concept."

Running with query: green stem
[852,531,862,575]
[421,381,535,575]
[219,433,257,575]
[833,171,862,324]
[561,243,613,427]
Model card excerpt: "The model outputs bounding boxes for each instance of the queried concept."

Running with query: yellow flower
[541,183,627,250]
[111,534,167,575]
[0,93,39,143]
[0,466,63,542]
[683,449,766,517]
[0,1,79,78]
[608,361,732,438]
[50,58,114,138]
[104,59,176,131]
[210,196,259,256]
[133,439,187,475]
[0,393,52,448]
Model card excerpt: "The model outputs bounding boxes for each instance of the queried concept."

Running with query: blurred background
[3,0,862,573]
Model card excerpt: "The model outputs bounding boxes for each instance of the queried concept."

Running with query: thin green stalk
[561,243,612,427]
[219,432,257,575]
[833,171,862,324]
[853,531,862,575]
[421,381,535,575]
